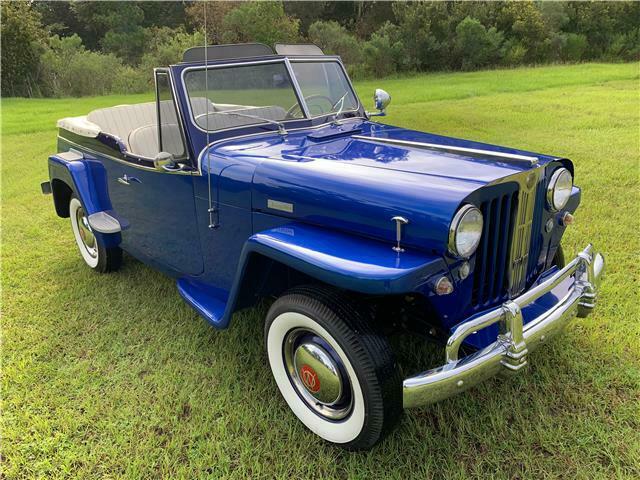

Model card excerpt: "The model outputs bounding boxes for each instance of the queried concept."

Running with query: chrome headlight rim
[546,167,573,211]
[448,204,483,259]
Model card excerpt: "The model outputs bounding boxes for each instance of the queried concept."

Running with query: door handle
[117,174,141,185]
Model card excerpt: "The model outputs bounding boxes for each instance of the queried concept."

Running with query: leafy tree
[221,2,300,46]
[185,1,240,44]
[40,34,124,97]
[392,1,446,70]
[1,2,47,97]
[32,1,83,38]
[363,22,405,77]
[499,1,550,62]
[606,28,640,61]
[70,1,144,50]
[454,17,504,70]
[284,1,330,36]
[308,21,362,66]
[562,33,588,62]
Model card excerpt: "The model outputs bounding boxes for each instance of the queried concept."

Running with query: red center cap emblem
[299,364,321,393]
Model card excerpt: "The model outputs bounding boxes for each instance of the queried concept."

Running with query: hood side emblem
[391,216,409,253]
[267,199,294,213]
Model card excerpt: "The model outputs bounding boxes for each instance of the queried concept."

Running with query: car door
[101,69,203,275]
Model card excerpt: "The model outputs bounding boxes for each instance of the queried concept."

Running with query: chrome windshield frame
[180,56,364,135]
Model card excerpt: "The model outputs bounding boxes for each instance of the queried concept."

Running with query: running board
[352,135,539,165]
[177,278,229,328]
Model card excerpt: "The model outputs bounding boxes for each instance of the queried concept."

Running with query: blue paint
[46,54,584,351]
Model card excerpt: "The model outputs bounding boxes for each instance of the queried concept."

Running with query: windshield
[290,61,358,117]
[183,60,359,132]
[184,62,304,131]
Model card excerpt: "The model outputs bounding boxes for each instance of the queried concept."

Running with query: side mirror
[154,151,177,171]
[371,89,391,116]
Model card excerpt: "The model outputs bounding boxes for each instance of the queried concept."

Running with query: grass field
[2,63,639,479]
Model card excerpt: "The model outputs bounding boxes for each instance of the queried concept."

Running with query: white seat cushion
[128,124,185,159]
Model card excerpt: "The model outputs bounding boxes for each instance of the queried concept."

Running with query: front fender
[199,223,449,328]
[244,224,446,294]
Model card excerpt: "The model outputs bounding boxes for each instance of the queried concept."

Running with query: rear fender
[48,153,121,248]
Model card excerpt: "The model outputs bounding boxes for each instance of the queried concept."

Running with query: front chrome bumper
[403,244,605,408]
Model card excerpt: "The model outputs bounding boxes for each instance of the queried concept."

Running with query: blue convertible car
[43,43,604,450]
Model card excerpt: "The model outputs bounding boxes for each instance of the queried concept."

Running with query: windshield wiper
[209,110,288,135]
[331,92,349,125]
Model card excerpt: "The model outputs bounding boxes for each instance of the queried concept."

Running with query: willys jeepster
[43,43,605,450]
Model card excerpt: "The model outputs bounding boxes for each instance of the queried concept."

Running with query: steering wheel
[285,94,337,118]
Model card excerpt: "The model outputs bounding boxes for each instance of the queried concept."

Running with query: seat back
[128,124,185,159]
[87,100,194,158]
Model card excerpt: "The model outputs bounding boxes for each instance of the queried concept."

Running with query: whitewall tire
[265,286,402,450]
[69,196,122,273]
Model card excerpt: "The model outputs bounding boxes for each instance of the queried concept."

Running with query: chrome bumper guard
[403,244,605,408]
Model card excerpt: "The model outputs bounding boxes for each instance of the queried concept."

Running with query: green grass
[2,62,639,479]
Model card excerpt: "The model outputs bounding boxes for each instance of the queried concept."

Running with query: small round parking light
[458,261,470,280]
[434,276,454,296]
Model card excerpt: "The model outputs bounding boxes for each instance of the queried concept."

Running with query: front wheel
[69,196,122,273]
[264,286,402,450]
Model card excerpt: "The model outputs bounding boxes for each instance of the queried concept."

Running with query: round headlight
[448,205,483,258]
[547,168,573,211]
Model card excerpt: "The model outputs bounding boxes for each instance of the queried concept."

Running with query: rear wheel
[69,196,122,273]
[264,285,402,450]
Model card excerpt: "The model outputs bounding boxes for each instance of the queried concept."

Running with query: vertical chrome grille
[508,170,542,297]
[509,190,532,296]
[526,179,547,282]
[471,183,518,308]
[471,169,543,308]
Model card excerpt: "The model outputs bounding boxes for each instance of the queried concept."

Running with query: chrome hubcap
[293,343,342,404]
[284,328,353,420]
[75,206,97,258]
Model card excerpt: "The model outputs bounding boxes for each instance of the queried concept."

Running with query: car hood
[212,120,558,252]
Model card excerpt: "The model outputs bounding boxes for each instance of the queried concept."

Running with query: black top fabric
[182,43,274,63]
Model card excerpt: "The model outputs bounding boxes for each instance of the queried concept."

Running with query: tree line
[2,1,638,97]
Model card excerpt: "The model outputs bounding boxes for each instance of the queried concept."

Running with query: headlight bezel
[448,204,483,259]
[546,167,573,211]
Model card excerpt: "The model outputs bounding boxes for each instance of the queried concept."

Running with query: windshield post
[284,58,311,119]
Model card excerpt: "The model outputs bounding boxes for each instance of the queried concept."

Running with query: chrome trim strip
[402,244,605,408]
[57,136,193,175]
[352,135,539,165]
